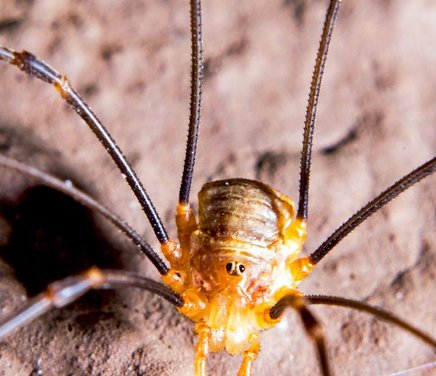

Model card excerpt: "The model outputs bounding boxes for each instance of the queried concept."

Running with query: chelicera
[0,0,435,375]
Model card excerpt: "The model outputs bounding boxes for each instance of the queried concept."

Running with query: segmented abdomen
[198,178,294,247]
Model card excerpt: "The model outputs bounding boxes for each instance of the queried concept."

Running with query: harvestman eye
[0,1,434,375]
[225,262,246,276]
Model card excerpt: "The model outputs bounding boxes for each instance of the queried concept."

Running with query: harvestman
[0,0,435,375]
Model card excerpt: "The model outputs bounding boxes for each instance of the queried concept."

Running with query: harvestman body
[0,0,435,375]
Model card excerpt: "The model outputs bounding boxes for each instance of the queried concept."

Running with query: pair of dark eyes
[226,262,245,275]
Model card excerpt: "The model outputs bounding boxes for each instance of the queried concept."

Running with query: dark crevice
[0,126,53,166]
[282,0,307,27]
[255,150,289,180]
[321,127,358,155]
[203,38,247,80]
[357,240,435,305]
[100,44,123,62]
[0,185,124,296]
[390,241,436,292]
[83,83,99,96]
[0,19,22,33]
[321,111,384,155]
[206,152,237,181]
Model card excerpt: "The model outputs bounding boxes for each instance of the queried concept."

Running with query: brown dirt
[0,1,435,375]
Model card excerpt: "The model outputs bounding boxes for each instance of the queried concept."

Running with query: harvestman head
[0,0,435,375]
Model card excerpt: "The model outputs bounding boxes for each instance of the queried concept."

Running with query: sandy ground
[0,0,435,375]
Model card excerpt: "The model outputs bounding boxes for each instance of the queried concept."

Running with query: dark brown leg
[0,46,169,249]
[270,294,332,376]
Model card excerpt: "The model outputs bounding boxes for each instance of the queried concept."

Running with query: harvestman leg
[166,0,204,269]
[194,323,260,376]
[0,155,167,272]
[193,323,210,376]
[271,296,331,376]
[0,267,182,339]
[305,295,436,348]
[0,46,170,275]
[238,334,260,376]
[266,1,344,374]
[271,290,436,376]
[308,157,436,265]
[270,290,436,376]
[178,0,203,206]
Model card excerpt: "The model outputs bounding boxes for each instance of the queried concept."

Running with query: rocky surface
[0,1,435,375]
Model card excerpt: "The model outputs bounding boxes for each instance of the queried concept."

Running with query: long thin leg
[194,323,210,376]
[0,267,182,340]
[0,154,169,274]
[297,0,342,221]
[306,294,436,347]
[179,0,203,206]
[270,295,331,376]
[0,47,169,246]
[309,157,436,264]
[237,334,260,376]
[174,0,204,267]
